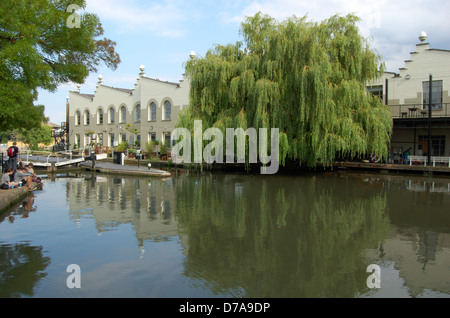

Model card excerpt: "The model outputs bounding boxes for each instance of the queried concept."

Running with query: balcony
[390,103,449,120]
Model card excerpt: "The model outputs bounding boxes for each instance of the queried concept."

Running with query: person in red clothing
[7,142,19,172]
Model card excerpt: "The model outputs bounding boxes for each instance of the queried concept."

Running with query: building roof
[102,85,134,95]
[71,91,95,100]
[141,76,181,87]
[46,122,61,128]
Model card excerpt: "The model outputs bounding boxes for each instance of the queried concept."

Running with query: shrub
[116,141,129,152]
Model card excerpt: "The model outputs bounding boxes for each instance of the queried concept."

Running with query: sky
[37,0,450,125]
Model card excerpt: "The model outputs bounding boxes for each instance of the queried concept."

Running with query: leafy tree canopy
[16,124,54,150]
[180,12,393,168]
[0,0,120,130]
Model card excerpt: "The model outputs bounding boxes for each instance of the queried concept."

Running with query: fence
[408,155,450,167]
[390,103,449,119]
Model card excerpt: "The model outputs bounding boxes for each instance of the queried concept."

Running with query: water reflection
[66,175,177,244]
[0,194,37,223]
[350,173,450,297]
[0,242,51,297]
[34,171,450,297]
[174,173,391,297]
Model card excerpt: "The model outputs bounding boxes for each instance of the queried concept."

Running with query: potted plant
[159,142,168,160]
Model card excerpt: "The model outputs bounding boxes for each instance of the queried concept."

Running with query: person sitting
[25,164,42,184]
[26,163,35,173]
[14,167,36,191]
[1,169,19,189]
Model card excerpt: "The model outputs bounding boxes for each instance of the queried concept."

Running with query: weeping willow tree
[180,12,392,168]
[174,173,390,297]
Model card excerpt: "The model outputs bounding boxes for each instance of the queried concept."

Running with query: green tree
[181,13,392,168]
[0,0,120,130]
[144,140,156,157]
[16,124,53,150]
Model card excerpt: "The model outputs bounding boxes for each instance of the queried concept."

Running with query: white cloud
[221,0,450,72]
[85,0,188,37]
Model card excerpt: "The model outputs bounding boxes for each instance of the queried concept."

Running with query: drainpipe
[428,74,432,166]
[385,78,389,105]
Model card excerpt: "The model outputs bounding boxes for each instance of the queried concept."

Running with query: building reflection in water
[62,171,450,297]
[66,174,177,254]
[360,174,450,297]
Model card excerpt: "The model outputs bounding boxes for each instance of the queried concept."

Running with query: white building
[68,35,450,162]
[368,32,450,161]
[68,65,190,151]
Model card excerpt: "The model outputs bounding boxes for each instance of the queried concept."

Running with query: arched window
[109,107,115,124]
[75,111,81,126]
[97,108,104,125]
[84,110,90,125]
[135,104,141,123]
[163,100,171,121]
[149,102,156,121]
[120,105,127,123]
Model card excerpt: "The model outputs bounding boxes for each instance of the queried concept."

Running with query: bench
[432,157,450,167]
[409,156,427,166]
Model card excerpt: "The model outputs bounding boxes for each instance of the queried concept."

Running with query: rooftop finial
[419,31,427,43]
[139,65,146,77]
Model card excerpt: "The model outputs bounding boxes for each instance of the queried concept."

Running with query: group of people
[1,142,44,191]
[1,163,42,192]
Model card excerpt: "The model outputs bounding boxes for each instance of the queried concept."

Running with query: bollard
[91,153,96,168]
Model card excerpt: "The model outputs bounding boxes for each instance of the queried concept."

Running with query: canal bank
[149,160,450,177]
[332,161,450,176]
[80,161,172,177]
[0,184,41,212]
[27,153,450,177]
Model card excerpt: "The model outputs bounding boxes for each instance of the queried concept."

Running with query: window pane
[423,80,443,109]
[150,103,156,121]
[135,104,141,122]
[110,108,115,123]
[165,101,171,120]
[367,85,383,101]
[121,106,127,123]
[165,133,171,148]
[418,135,445,156]
[98,109,103,124]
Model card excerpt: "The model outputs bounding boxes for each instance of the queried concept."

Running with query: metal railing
[408,155,450,167]
[390,103,449,119]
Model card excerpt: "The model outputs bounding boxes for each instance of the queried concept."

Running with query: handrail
[24,150,54,165]
[409,155,450,167]
[390,103,449,119]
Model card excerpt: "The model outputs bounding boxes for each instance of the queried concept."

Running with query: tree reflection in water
[0,242,50,297]
[175,173,390,298]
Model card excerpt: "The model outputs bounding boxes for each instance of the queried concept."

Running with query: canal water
[1,170,449,298]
